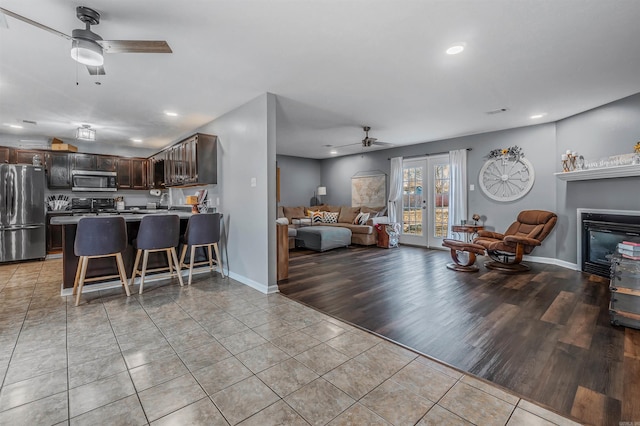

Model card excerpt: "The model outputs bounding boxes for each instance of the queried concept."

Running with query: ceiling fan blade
[372,141,394,147]
[98,40,172,54]
[0,7,72,40]
[86,65,106,76]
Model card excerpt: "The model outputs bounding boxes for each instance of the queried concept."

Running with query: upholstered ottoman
[295,226,352,252]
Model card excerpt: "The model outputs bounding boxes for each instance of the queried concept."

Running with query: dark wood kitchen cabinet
[161,133,217,187]
[117,158,147,189]
[46,152,71,189]
[96,155,117,172]
[72,153,96,170]
[46,212,71,254]
[13,149,46,165]
[0,147,11,163]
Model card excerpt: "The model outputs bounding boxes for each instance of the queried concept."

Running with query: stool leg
[188,245,196,285]
[166,249,173,276]
[115,253,131,297]
[171,247,184,287]
[75,256,89,306]
[72,257,83,296]
[213,243,224,278]
[179,245,187,270]
[139,250,149,295]
[130,249,142,288]
[207,245,214,271]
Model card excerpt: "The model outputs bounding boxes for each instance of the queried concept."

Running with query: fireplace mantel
[555,164,640,181]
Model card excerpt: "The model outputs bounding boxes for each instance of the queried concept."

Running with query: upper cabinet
[161,133,217,187]
[117,158,147,190]
[0,147,11,163]
[72,153,96,170]
[13,149,46,165]
[46,152,71,189]
[96,155,118,172]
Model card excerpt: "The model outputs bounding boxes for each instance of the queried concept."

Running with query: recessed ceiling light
[164,111,178,117]
[131,138,142,143]
[446,43,465,55]
[6,124,23,129]
[530,113,547,119]
[330,150,338,155]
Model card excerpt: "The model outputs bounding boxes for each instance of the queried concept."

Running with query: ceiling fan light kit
[71,38,104,66]
[1,6,171,76]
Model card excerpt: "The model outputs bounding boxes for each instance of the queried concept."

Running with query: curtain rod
[388,147,472,160]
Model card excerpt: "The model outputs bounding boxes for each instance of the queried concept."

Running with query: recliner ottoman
[295,226,351,252]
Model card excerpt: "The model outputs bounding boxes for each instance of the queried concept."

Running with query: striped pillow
[353,212,370,225]
[322,211,339,223]
[309,210,324,223]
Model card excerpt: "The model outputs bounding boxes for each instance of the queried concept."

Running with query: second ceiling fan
[0,6,172,75]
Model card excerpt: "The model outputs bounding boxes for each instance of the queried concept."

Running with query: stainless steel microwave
[71,170,118,192]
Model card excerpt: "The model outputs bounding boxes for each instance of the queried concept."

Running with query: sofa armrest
[367,216,390,226]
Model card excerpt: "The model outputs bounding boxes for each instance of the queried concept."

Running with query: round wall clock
[479,156,535,202]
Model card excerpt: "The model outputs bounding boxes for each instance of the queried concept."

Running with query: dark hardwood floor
[279,245,640,426]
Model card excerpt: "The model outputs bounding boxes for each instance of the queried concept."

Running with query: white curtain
[388,157,403,223]
[448,149,468,238]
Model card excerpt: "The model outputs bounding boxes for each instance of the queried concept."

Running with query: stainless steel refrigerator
[0,164,46,262]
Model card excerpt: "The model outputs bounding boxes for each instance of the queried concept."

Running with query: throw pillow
[322,211,339,223]
[276,217,289,225]
[338,206,360,223]
[309,210,324,223]
[353,212,370,225]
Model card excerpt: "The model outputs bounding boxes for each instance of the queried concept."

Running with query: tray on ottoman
[295,226,351,252]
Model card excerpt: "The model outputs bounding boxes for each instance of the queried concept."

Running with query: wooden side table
[451,224,484,242]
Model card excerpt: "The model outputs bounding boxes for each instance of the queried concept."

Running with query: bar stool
[131,214,184,294]
[179,213,224,285]
[73,216,130,306]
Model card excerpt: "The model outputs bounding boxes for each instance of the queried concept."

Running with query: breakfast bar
[50,211,213,294]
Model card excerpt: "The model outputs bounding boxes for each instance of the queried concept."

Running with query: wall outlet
[251,177,257,187]
[216,197,220,206]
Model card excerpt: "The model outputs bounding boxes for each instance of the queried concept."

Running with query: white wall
[196,93,278,293]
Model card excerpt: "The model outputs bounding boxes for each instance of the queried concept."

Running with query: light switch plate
[470,184,475,191]
[251,177,257,187]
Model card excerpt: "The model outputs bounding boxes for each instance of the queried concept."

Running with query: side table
[451,225,484,243]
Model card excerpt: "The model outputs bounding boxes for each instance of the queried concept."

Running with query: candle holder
[562,158,571,172]
[569,154,577,170]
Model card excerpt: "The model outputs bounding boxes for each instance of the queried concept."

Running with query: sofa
[277,204,389,246]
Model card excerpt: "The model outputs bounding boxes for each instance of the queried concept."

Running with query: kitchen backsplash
[44,188,159,210]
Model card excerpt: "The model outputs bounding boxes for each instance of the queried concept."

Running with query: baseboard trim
[522,255,580,271]
[227,272,277,294]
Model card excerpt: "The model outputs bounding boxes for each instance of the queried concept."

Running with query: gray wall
[276,155,322,206]
[320,93,640,264]
[197,93,278,293]
[555,92,640,263]
[321,123,558,258]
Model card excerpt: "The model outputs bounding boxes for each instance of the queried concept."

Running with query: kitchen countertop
[50,210,195,225]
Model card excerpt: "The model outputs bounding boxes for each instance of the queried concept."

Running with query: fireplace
[579,209,640,278]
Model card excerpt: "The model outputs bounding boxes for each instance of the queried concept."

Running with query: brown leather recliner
[473,210,557,272]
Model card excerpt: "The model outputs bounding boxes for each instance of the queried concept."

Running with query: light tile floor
[0,259,582,425]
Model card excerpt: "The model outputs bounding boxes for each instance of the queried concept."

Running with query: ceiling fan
[336,126,394,149]
[0,6,172,76]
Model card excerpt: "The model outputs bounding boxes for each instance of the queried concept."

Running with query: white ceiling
[1,0,640,159]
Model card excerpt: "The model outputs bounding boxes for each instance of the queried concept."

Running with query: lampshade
[70,39,104,66]
[317,186,327,196]
[76,125,96,141]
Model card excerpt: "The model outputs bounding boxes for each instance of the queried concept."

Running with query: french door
[400,155,450,248]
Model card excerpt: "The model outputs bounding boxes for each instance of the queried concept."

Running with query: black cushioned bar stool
[73,216,130,306]
[131,214,184,294]
[179,213,224,285]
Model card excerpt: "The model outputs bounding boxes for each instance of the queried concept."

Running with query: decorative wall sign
[351,172,386,207]
[479,146,535,202]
